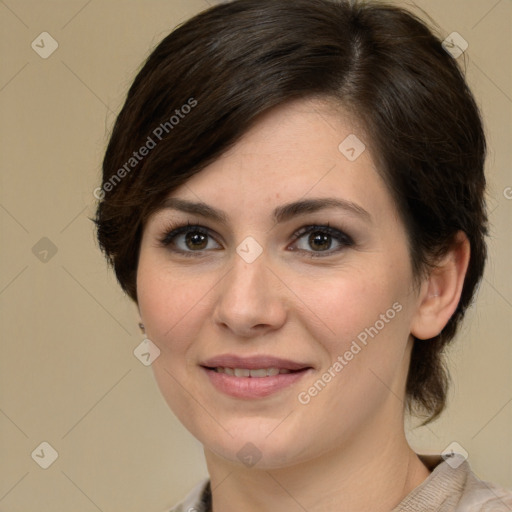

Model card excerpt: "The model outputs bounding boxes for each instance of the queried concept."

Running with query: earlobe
[411,232,470,340]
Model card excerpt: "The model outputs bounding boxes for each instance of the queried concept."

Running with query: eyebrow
[159,197,372,225]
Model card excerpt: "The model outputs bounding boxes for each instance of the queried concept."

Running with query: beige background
[0,0,510,510]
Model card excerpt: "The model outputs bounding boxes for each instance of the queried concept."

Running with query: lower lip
[202,367,310,399]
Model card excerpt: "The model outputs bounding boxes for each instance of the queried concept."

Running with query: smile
[200,355,312,399]
[212,367,294,377]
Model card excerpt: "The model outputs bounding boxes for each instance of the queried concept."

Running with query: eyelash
[158,221,354,259]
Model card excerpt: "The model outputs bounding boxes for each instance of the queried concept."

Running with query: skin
[137,98,469,511]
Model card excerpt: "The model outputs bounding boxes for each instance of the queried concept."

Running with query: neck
[204,421,430,512]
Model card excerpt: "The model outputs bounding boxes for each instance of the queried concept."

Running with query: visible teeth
[214,367,292,377]
[249,369,268,378]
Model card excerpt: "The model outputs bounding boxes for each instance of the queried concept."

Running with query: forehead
[165,98,391,218]
[218,98,360,167]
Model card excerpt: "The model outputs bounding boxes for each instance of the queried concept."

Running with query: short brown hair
[95,0,487,423]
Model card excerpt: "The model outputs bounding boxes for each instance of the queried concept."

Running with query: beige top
[167,454,512,512]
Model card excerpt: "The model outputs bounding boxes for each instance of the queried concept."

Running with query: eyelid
[158,222,221,252]
[159,222,206,246]
[290,224,352,243]
[288,224,354,257]
[158,221,355,259]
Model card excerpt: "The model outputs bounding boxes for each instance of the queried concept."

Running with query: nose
[212,251,288,338]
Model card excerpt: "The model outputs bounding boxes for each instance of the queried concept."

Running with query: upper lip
[201,354,312,371]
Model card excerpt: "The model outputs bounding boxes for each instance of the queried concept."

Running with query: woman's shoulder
[165,478,210,512]
[458,465,512,512]
[394,453,512,512]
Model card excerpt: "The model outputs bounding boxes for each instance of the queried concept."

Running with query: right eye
[159,223,222,256]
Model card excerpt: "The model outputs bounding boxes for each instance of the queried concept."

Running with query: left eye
[290,225,354,256]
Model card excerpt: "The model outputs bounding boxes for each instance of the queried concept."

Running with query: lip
[201,354,311,371]
[200,354,313,399]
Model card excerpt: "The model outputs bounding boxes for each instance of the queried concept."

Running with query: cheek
[289,262,409,350]
[136,259,215,351]
[292,269,412,411]
[136,260,214,432]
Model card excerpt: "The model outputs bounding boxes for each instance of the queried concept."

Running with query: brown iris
[308,232,331,251]
[186,231,208,250]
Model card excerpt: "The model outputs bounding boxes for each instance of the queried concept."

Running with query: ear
[411,231,470,340]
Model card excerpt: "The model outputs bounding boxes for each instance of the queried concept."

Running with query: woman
[95,0,512,510]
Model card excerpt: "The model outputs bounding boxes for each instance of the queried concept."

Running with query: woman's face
[137,99,422,469]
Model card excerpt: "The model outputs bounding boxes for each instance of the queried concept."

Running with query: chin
[198,423,317,470]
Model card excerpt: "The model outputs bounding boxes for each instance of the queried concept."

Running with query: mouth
[200,355,313,399]
[208,367,298,377]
